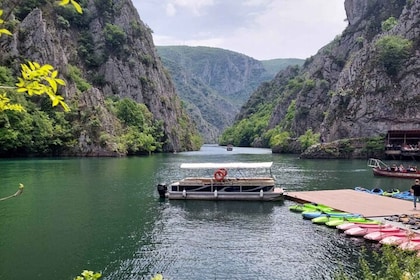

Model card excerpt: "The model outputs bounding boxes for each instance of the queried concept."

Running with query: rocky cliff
[238,0,419,149]
[156,46,303,143]
[0,0,199,155]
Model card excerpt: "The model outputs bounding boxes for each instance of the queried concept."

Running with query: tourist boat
[156,162,284,201]
[368,158,420,179]
[226,144,233,151]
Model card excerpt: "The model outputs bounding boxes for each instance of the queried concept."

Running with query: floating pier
[285,189,416,218]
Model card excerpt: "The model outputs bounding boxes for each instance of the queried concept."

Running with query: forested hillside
[221,0,419,156]
[157,46,303,143]
[0,0,201,156]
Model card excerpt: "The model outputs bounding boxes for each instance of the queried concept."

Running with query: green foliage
[381,16,398,31]
[297,129,320,150]
[219,104,272,147]
[375,35,412,75]
[0,103,76,156]
[281,100,296,131]
[111,98,164,155]
[56,15,70,29]
[0,66,14,86]
[104,23,126,53]
[67,64,91,92]
[78,32,103,68]
[365,136,385,154]
[74,270,101,280]
[333,246,420,280]
[14,0,48,20]
[267,129,290,148]
[55,2,90,28]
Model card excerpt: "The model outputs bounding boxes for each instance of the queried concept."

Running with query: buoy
[182,189,186,198]
[260,189,264,198]
[214,189,218,198]
[214,168,228,181]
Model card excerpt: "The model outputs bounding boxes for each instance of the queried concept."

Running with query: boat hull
[166,188,284,201]
[372,168,420,179]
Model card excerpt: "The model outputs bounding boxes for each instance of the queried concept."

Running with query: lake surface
[0,145,414,279]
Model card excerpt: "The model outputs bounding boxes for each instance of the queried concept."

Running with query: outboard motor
[157,183,167,198]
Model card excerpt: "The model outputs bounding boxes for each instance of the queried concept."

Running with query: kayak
[382,188,400,197]
[302,211,361,220]
[344,226,400,237]
[325,217,376,228]
[364,230,409,242]
[336,221,384,231]
[399,240,420,251]
[289,203,333,213]
[312,216,367,226]
[380,235,420,246]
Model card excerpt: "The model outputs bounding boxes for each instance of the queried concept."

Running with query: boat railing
[367,158,389,169]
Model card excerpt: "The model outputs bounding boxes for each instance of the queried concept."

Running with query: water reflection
[0,147,408,280]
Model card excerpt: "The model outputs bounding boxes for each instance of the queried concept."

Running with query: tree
[375,35,412,76]
[0,0,83,112]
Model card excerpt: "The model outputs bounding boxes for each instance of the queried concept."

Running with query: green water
[0,146,414,279]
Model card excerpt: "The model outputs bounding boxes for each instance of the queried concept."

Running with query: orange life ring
[214,168,227,181]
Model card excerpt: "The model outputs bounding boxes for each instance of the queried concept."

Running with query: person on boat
[410,179,420,210]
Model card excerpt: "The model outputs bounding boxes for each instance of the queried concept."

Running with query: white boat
[157,162,283,201]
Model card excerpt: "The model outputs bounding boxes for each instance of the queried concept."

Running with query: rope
[0,184,24,201]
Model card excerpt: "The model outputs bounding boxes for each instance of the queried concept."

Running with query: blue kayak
[302,211,362,220]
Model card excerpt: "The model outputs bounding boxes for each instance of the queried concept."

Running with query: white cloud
[167,0,215,16]
[132,0,347,60]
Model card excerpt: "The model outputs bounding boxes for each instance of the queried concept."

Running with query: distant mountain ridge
[157,45,304,142]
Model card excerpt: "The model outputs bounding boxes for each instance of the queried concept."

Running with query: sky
[132,0,348,60]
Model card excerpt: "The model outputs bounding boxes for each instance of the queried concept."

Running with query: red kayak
[364,229,410,242]
[380,235,420,246]
[344,226,401,237]
[336,222,386,231]
[399,240,420,251]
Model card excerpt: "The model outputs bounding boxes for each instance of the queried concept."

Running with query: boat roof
[180,162,273,169]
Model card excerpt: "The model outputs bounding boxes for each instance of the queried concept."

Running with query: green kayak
[289,203,333,213]
[325,218,380,227]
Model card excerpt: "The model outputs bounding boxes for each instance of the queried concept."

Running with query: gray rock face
[258,0,419,143]
[1,0,198,154]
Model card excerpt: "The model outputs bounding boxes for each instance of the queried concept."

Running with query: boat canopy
[180,162,273,169]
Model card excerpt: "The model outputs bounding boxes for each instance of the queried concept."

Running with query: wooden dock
[285,189,416,218]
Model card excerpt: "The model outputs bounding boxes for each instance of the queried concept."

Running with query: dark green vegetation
[0,0,201,155]
[157,46,304,143]
[0,87,165,156]
[375,35,413,76]
[334,245,420,280]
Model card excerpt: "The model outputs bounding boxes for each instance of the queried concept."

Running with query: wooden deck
[285,189,416,218]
